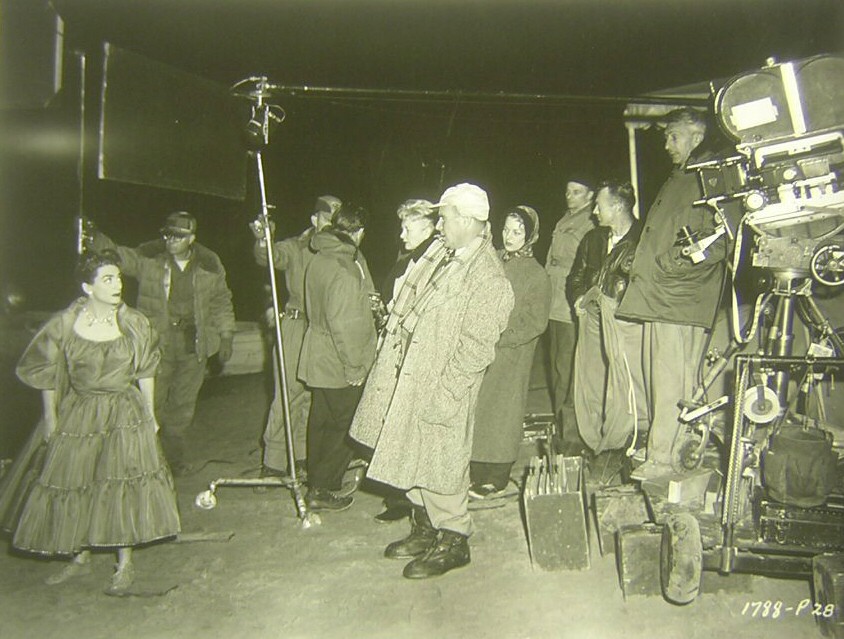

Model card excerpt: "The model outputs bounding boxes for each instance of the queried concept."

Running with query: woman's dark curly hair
[75,249,122,285]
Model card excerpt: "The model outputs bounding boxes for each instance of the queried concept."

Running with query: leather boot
[384,506,437,559]
[402,529,471,579]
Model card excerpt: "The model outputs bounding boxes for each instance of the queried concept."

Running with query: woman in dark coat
[470,206,550,498]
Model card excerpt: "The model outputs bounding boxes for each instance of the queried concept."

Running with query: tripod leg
[801,295,844,354]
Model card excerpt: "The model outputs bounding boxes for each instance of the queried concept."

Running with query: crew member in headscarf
[470,206,550,498]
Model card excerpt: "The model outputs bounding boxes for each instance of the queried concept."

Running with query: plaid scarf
[384,223,492,340]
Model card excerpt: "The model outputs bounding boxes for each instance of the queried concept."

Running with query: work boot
[402,529,471,579]
[305,487,354,512]
[384,506,437,559]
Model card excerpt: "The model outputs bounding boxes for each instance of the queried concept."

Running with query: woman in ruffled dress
[470,206,551,499]
[7,250,180,593]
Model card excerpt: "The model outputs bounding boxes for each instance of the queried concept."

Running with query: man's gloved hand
[218,335,234,363]
[249,218,276,241]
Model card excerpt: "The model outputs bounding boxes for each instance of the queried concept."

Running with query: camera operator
[617,107,728,480]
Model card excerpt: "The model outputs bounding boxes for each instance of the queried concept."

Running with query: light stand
[194,77,320,528]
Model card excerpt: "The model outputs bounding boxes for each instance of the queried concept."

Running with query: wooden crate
[522,455,590,571]
[220,321,267,376]
[616,523,663,599]
[593,485,650,556]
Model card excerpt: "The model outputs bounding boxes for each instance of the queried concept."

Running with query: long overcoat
[472,254,550,463]
[349,233,513,494]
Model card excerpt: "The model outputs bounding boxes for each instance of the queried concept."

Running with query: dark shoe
[374,503,412,523]
[384,506,437,559]
[336,462,367,498]
[306,487,354,512]
[403,530,471,579]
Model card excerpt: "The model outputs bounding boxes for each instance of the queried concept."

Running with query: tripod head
[231,76,286,150]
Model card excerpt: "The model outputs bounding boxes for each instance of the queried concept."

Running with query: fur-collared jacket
[92,234,236,360]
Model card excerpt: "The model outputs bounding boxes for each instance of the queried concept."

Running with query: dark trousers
[307,385,364,491]
[547,319,581,445]
[156,326,207,465]
[548,320,576,412]
[470,461,513,491]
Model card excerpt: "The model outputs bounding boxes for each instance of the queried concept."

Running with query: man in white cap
[351,183,513,579]
[250,195,342,481]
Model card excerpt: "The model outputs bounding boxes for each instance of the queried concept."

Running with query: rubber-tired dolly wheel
[673,434,704,472]
[195,490,217,510]
[661,512,702,605]
[813,553,844,638]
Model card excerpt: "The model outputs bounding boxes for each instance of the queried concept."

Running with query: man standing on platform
[617,107,727,480]
[545,173,596,454]
[350,183,513,579]
[251,195,342,480]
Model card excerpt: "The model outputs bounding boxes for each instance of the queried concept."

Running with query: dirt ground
[0,349,832,639]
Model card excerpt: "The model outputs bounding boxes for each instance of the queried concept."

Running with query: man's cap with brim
[432,182,490,221]
[161,211,196,236]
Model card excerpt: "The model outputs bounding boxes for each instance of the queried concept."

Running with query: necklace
[82,305,117,327]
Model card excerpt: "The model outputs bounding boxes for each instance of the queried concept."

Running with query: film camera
[689,54,844,285]
[647,56,844,609]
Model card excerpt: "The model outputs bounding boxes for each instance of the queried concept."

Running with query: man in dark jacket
[251,195,341,480]
[569,180,646,455]
[92,211,236,474]
[298,204,377,512]
[617,108,728,479]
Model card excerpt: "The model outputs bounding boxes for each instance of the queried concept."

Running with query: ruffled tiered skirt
[11,386,180,555]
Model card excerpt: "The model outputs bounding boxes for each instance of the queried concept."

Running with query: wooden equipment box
[757,495,844,552]
[593,485,650,556]
[814,553,844,638]
[220,321,267,376]
[522,455,589,571]
[616,523,663,599]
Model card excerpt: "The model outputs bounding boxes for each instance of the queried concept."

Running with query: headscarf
[501,205,540,261]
